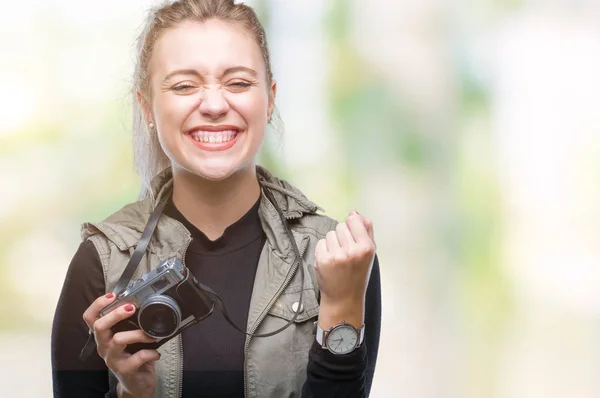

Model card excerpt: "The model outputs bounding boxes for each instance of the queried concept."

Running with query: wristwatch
[315,321,365,355]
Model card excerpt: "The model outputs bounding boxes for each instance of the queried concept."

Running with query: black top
[51,198,381,397]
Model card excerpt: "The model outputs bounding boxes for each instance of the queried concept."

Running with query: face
[140,19,275,181]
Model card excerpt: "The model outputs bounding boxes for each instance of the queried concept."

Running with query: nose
[198,86,230,120]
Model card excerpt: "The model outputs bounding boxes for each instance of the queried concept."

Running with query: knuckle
[325,251,336,261]
[348,245,369,259]
[112,333,125,346]
[137,349,155,363]
[92,319,102,333]
[359,244,375,258]
[333,251,348,263]
[318,252,333,266]
[347,247,358,259]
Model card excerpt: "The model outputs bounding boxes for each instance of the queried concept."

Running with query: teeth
[190,130,238,144]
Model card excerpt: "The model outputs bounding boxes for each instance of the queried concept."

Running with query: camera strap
[196,186,305,338]
[113,199,169,295]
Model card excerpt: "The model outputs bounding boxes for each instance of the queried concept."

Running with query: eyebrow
[162,66,258,82]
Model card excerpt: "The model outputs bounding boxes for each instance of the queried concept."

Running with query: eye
[227,81,253,91]
[172,84,196,92]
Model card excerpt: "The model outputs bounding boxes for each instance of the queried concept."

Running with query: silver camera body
[100,257,213,353]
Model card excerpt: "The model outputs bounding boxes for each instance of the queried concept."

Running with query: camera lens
[138,295,181,338]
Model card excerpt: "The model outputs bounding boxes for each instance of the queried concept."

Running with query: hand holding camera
[83,293,160,398]
[82,258,214,397]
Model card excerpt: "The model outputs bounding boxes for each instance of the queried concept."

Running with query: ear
[267,80,277,119]
[136,89,153,124]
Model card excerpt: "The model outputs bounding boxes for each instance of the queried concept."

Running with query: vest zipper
[243,235,309,398]
[177,236,192,398]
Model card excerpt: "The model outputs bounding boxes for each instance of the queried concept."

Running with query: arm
[302,256,381,398]
[51,240,110,397]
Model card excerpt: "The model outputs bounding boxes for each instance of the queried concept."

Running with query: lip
[185,125,242,134]
[185,125,243,152]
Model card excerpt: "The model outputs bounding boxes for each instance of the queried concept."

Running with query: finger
[345,214,373,245]
[314,238,327,270]
[350,210,374,241]
[105,330,157,364]
[363,218,374,242]
[111,330,157,350]
[93,303,136,343]
[335,222,355,248]
[120,349,161,374]
[325,230,341,253]
[83,293,117,330]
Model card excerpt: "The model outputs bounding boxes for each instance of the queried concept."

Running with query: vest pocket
[266,286,319,355]
[267,285,319,323]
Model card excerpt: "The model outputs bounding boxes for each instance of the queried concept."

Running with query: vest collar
[81,166,322,260]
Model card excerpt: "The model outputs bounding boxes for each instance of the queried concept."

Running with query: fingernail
[124,304,134,312]
[105,293,114,299]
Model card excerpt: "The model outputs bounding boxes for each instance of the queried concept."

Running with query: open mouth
[185,127,242,151]
[189,129,239,144]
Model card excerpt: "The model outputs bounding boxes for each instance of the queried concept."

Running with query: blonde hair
[132,0,276,200]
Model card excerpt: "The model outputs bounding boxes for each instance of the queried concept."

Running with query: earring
[149,122,154,129]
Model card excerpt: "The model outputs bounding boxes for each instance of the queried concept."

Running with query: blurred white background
[2,0,600,397]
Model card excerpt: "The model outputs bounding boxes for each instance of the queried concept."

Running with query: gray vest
[81,167,337,398]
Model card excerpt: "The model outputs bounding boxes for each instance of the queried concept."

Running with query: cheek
[153,95,197,130]
[230,93,269,125]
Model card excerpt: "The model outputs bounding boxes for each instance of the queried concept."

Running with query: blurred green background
[2,0,600,397]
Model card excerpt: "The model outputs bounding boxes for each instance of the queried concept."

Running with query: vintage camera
[100,258,214,354]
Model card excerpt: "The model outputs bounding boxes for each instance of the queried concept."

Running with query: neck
[171,166,261,241]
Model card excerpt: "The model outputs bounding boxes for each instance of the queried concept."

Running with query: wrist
[318,297,365,329]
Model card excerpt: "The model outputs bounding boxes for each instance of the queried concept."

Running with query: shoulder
[292,213,339,239]
[80,168,175,244]
[80,198,153,249]
[257,166,339,238]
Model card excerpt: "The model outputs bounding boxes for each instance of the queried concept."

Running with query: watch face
[326,324,359,355]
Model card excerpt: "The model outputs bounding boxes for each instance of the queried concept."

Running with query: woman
[51,0,381,397]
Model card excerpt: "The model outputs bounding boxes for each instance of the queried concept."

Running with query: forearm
[302,255,381,398]
[301,341,368,398]
[52,240,110,397]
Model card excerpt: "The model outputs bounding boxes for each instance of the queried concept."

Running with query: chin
[182,161,249,182]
